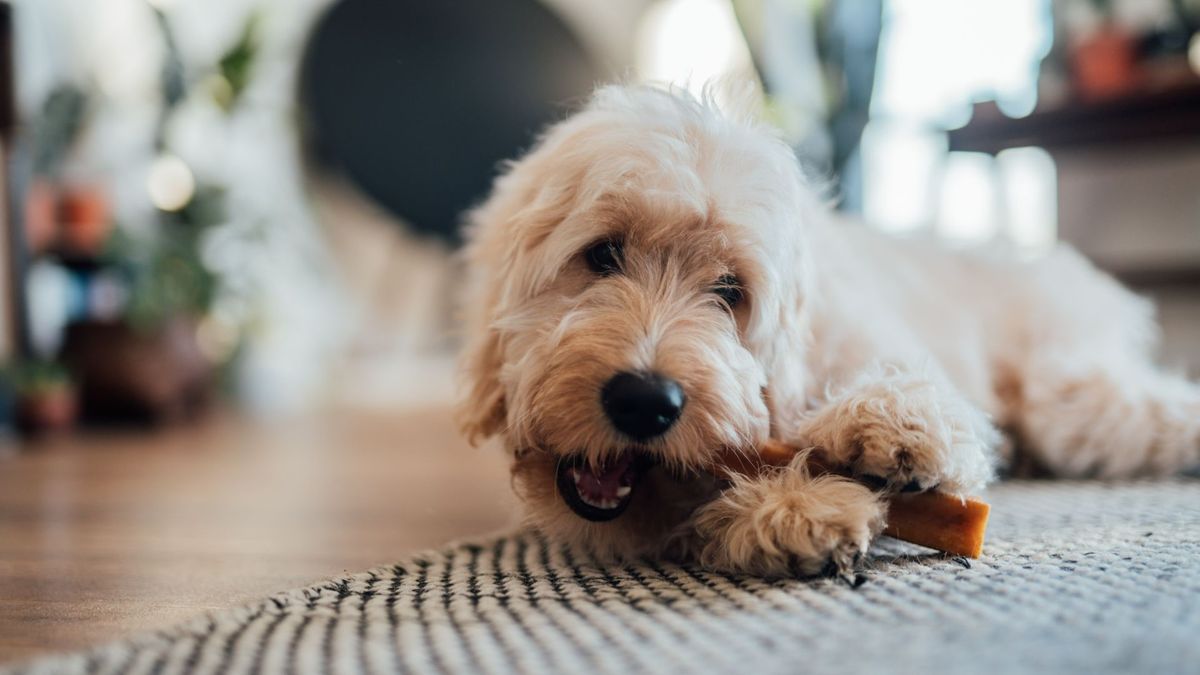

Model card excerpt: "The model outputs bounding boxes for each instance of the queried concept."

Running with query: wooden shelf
[948,80,1200,154]
[947,79,1200,287]
[1108,263,1200,288]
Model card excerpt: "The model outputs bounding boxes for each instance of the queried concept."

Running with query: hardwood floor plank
[0,408,516,663]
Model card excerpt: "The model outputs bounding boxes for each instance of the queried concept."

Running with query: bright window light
[997,146,1057,253]
[873,0,1051,125]
[864,0,1056,243]
[936,152,999,243]
[861,122,946,234]
[636,0,754,100]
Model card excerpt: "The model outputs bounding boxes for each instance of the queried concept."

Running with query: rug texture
[7,480,1200,675]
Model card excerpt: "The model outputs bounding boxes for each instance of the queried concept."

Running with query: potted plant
[59,209,221,424]
[1070,0,1141,99]
[5,360,78,434]
[41,8,260,425]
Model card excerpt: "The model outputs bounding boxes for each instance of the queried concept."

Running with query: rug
[7,480,1200,675]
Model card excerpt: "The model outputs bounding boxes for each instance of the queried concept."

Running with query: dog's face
[458,86,817,557]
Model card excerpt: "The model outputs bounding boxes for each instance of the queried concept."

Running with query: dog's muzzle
[556,452,655,522]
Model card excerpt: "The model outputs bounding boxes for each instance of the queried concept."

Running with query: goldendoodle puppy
[457,84,1200,577]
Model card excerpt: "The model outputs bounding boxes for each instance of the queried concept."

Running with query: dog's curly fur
[457,84,1200,577]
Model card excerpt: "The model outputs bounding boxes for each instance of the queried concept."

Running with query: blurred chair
[296,0,603,407]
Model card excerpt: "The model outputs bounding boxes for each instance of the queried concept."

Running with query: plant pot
[59,317,213,424]
[1070,23,1140,99]
[14,386,78,434]
[58,184,111,256]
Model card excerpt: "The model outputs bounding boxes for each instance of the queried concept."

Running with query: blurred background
[0,0,1198,431]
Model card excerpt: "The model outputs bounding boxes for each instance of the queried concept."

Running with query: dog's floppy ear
[456,107,599,444]
[742,175,823,439]
[456,191,516,443]
[745,279,812,439]
[455,180,519,445]
[457,324,507,444]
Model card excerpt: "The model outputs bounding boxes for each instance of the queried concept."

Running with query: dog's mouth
[555,452,654,522]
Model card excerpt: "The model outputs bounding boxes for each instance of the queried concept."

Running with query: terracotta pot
[1071,23,1140,99]
[59,317,212,424]
[58,184,111,256]
[15,387,78,434]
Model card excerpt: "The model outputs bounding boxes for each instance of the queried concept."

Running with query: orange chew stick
[711,440,990,558]
[884,491,989,558]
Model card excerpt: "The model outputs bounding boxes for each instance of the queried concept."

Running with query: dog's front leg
[794,367,997,495]
[691,452,885,580]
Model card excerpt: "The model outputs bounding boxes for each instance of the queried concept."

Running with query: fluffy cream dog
[457,84,1200,578]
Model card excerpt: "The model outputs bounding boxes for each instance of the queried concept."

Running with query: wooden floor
[0,408,517,664]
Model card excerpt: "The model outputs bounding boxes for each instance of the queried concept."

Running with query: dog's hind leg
[1004,247,1200,477]
[1014,361,1200,477]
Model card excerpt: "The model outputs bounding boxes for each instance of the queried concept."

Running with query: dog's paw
[692,467,885,581]
[847,415,949,495]
[804,372,997,495]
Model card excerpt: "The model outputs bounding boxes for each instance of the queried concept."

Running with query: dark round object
[299,0,602,245]
[584,238,623,276]
[601,371,686,441]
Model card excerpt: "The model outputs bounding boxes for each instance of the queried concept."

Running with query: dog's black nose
[601,371,686,440]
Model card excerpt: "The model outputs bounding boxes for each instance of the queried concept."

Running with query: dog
[456,84,1200,578]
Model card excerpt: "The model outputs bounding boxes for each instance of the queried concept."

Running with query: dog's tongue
[573,454,635,505]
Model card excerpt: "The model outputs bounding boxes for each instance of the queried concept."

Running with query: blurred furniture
[949,81,1200,290]
[297,0,606,407]
[299,0,603,245]
[0,407,516,662]
[948,76,1200,373]
[949,82,1200,157]
[59,318,210,424]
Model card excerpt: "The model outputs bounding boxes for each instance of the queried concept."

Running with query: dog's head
[457,85,820,557]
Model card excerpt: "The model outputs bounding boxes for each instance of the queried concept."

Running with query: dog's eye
[584,239,623,276]
[712,275,744,308]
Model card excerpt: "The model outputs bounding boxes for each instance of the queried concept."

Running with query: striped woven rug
[7,480,1200,675]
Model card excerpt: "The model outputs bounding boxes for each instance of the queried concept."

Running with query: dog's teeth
[616,486,631,498]
[576,491,623,511]
[571,469,582,483]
